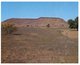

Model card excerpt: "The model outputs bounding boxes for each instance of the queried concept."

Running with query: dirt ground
[62,29,78,39]
[1,27,78,63]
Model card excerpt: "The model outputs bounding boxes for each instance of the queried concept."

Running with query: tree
[68,17,78,30]
[74,17,78,30]
[68,19,75,28]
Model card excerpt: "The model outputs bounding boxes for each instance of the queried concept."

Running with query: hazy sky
[1,2,78,21]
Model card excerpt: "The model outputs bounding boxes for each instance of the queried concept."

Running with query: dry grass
[61,29,78,39]
[1,27,78,63]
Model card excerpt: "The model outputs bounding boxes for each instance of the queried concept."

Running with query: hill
[2,17,69,28]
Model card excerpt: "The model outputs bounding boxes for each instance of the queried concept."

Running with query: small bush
[1,22,17,34]
[46,24,50,28]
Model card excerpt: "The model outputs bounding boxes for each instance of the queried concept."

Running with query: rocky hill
[2,17,69,28]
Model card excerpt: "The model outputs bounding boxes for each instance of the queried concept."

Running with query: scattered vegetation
[1,22,17,34]
[68,17,78,30]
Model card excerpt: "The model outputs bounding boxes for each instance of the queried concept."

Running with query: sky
[1,2,78,21]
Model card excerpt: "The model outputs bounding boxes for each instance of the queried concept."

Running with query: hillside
[2,17,69,28]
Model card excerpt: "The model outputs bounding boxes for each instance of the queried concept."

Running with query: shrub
[46,24,50,28]
[1,22,17,34]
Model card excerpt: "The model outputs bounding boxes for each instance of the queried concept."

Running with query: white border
[1,0,79,2]
[0,0,79,64]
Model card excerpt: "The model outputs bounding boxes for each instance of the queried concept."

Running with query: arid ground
[1,27,78,63]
